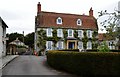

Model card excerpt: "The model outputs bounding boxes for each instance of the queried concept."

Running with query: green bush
[98,41,110,52]
[47,51,120,76]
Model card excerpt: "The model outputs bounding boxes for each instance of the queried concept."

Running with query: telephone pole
[23,31,24,43]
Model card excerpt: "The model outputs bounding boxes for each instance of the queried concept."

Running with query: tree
[98,10,120,49]
[24,32,34,48]
[6,32,24,47]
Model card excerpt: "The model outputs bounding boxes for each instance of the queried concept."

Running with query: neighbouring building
[0,17,8,58]
[98,33,119,50]
[35,2,98,52]
[7,38,28,55]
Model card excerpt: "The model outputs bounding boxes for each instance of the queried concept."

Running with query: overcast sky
[0,0,119,35]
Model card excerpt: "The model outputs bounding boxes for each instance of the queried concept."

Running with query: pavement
[0,55,19,69]
[0,55,18,77]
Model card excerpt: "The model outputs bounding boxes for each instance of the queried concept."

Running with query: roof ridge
[41,11,91,17]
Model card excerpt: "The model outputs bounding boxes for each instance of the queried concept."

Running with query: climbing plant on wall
[92,30,98,50]
[74,30,78,39]
[37,29,47,55]
[52,29,61,49]
[82,30,88,49]
[63,29,68,43]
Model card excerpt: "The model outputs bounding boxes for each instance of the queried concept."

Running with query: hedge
[58,49,120,52]
[47,51,120,76]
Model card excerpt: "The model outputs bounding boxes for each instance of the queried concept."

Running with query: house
[7,38,28,55]
[34,2,98,52]
[98,33,119,50]
[0,17,8,58]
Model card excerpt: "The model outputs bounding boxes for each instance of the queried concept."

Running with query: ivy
[37,29,47,54]
[82,30,88,49]
[52,29,61,48]
[74,30,78,39]
[92,30,98,49]
[63,29,68,43]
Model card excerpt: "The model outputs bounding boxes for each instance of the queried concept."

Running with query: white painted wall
[3,26,7,57]
[0,18,8,58]
[0,19,2,58]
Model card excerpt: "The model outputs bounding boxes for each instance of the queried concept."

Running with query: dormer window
[56,17,62,24]
[77,19,82,26]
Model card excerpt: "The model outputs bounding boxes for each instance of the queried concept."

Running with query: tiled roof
[36,11,98,30]
[0,17,8,28]
[98,33,105,41]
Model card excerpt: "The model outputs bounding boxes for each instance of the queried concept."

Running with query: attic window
[56,17,62,24]
[77,19,82,26]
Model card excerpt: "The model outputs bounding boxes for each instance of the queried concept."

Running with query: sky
[0,0,119,35]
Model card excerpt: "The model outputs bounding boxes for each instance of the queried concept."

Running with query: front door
[68,42,75,49]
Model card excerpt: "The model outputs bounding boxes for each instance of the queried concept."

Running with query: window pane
[78,30,82,37]
[57,29,62,37]
[68,29,72,37]
[47,28,52,37]
[78,21,80,24]
[58,19,61,23]
[47,41,52,50]
[57,41,63,49]
[87,41,92,49]
[77,19,82,25]
[78,41,83,49]
[57,17,62,24]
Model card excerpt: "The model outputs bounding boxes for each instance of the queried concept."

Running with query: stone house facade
[35,2,98,52]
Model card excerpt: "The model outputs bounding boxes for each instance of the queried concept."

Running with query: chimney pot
[37,2,41,14]
[89,7,93,16]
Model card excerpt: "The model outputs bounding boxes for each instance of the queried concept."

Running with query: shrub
[47,51,120,76]
[98,41,110,52]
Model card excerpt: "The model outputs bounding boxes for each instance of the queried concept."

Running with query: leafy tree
[98,10,120,49]
[6,32,24,47]
[24,32,34,48]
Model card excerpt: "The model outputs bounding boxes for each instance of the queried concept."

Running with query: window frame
[87,41,92,49]
[78,41,83,49]
[57,41,63,50]
[77,19,82,26]
[87,30,92,38]
[56,17,62,24]
[57,29,63,37]
[78,30,83,38]
[46,41,53,50]
[47,28,52,37]
[68,29,73,37]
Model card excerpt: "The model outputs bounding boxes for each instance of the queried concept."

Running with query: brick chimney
[37,2,41,14]
[89,7,93,16]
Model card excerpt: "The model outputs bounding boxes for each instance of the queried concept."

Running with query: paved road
[2,56,76,76]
